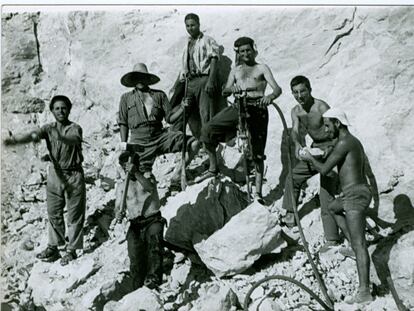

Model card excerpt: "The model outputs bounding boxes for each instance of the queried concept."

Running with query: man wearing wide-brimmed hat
[281,75,341,254]
[118,63,199,183]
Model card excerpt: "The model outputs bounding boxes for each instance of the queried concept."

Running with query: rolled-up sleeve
[118,94,128,126]
[206,36,220,60]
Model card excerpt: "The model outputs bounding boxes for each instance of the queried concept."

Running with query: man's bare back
[335,133,367,188]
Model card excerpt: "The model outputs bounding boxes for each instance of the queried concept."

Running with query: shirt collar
[188,31,204,42]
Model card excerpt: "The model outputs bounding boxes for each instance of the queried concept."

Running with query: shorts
[329,183,372,213]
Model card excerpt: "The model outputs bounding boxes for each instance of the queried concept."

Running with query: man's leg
[39,168,67,261]
[319,173,341,248]
[328,197,351,242]
[247,106,268,200]
[62,171,86,265]
[282,160,317,226]
[127,223,147,290]
[346,210,372,301]
[144,220,165,289]
[200,106,238,174]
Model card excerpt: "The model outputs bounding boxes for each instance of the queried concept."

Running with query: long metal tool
[181,77,189,191]
[243,103,334,311]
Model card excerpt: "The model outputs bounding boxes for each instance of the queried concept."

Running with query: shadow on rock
[372,194,414,296]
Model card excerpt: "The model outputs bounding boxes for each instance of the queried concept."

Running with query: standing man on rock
[200,37,282,202]
[301,108,373,304]
[176,13,221,139]
[117,63,199,185]
[113,152,166,290]
[4,95,86,266]
[281,76,341,253]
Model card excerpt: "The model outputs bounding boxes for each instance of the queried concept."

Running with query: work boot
[60,250,78,266]
[345,290,373,304]
[36,245,60,262]
[283,211,296,228]
[319,240,340,253]
[254,193,265,205]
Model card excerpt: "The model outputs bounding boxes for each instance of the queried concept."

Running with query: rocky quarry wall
[1,6,414,311]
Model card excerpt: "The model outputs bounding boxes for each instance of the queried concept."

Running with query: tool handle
[117,156,133,223]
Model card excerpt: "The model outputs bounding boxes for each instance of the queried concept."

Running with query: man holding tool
[281,75,341,254]
[3,95,86,266]
[200,36,282,202]
[301,107,374,304]
[112,151,165,290]
[118,63,199,187]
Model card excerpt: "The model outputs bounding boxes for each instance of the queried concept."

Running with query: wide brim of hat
[120,71,160,87]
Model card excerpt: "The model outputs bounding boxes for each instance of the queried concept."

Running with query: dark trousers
[126,213,165,289]
[282,160,340,242]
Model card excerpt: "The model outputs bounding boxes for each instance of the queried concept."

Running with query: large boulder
[162,177,248,252]
[194,202,287,276]
[103,287,163,311]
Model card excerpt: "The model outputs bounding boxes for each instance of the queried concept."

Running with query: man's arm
[290,107,303,159]
[302,140,348,175]
[205,57,218,96]
[118,95,129,143]
[260,64,282,106]
[222,68,237,97]
[3,129,43,146]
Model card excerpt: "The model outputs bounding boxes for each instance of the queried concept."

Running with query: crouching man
[112,151,166,290]
[301,107,373,304]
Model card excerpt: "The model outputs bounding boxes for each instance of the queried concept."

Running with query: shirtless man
[200,36,282,201]
[301,108,373,304]
[282,76,340,253]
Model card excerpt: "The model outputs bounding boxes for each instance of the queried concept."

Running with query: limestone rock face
[194,202,287,277]
[162,177,248,251]
[103,287,163,311]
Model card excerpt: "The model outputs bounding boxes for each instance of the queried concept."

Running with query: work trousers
[282,160,340,242]
[187,75,217,139]
[46,166,86,250]
[127,212,165,290]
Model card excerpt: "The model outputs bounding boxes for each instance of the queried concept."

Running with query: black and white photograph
[1,2,413,310]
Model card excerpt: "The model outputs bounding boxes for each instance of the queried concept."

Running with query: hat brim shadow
[120,72,160,87]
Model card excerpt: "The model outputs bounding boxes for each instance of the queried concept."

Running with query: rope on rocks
[242,103,335,311]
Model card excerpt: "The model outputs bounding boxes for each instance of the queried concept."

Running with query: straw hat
[120,63,160,87]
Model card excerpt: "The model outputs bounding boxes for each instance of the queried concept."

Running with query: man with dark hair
[200,36,282,201]
[114,152,166,290]
[118,63,199,184]
[301,108,373,304]
[4,95,86,265]
[173,13,220,139]
[282,75,341,253]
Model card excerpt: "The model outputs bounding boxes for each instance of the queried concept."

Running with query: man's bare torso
[234,63,267,98]
[294,99,329,141]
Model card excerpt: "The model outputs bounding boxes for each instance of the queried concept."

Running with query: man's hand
[259,95,273,108]
[205,80,215,96]
[3,137,17,146]
[231,85,243,95]
[300,148,314,161]
[118,142,127,151]
[125,162,136,175]
[109,218,125,240]
[181,97,191,109]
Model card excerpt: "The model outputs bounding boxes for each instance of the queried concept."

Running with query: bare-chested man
[200,37,282,201]
[282,76,340,253]
[301,108,373,304]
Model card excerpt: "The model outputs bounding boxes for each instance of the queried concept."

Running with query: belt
[187,73,209,80]
[133,121,162,129]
